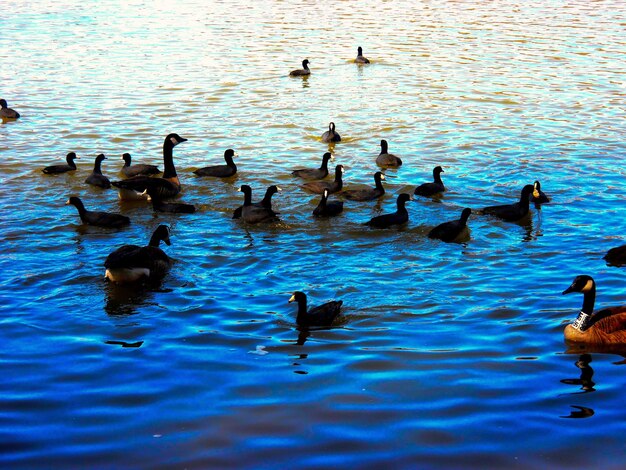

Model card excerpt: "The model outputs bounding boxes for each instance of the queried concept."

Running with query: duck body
[302,164,344,194]
[0,99,20,119]
[414,166,445,197]
[604,245,626,267]
[482,184,534,222]
[121,153,161,177]
[321,122,341,143]
[85,154,111,189]
[355,47,370,64]
[43,152,78,175]
[66,196,130,228]
[365,193,411,228]
[104,225,172,284]
[292,152,333,180]
[289,59,311,77]
[376,140,402,167]
[343,171,385,201]
[562,275,626,345]
[194,149,237,177]
[530,180,550,204]
[112,133,187,200]
[289,291,343,327]
[233,185,280,219]
[237,185,279,224]
[313,189,344,217]
[428,208,471,242]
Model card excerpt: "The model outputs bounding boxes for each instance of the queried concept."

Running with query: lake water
[1,0,626,468]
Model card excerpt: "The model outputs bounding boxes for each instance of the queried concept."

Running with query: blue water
[1,0,626,468]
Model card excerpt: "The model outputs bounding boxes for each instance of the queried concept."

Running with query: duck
[481,184,534,222]
[354,46,370,64]
[104,224,173,284]
[288,291,343,327]
[562,275,626,345]
[342,171,386,201]
[414,166,445,197]
[376,139,402,167]
[232,185,280,219]
[603,245,626,267]
[42,152,78,175]
[85,154,111,189]
[289,59,311,77]
[530,180,550,204]
[365,193,412,228]
[194,149,238,177]
[428,208,471,242]
[302,164,344,194]
[112,133,187,200]
[321,122,341,143]
[66,196,130,228]
[0,99,20,119]
[313,188,344,217]
[237,185,279,224]
[121,153,161,177]
[145,187,196,214]
[291,152,333,180]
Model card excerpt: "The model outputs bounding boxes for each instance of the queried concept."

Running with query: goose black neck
[358,47,363,55]
[380,141,388,155]
[148,231,165,247]
[162,139,177,178]
[580,286,596,317]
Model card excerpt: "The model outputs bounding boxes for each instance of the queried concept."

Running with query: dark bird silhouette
[414,166,445,197]
[355,46,370,64]
[232,185,280,219]
[313,188,344,217]
[85,154,111,189]
[428,208,471,242]
[236,185,279,224]
[321,122,341,143]
[289,291,343,327]
[481,184,534,222]
[42,152,78,175]
[291,152,333,180]
[194,149,238,177]
[121,153,160,177]
[0,99,20,119]
[343,171,386,201]
[376,139,402,167]
[604,245,626,267]
[289,59,311,77]
[302,164,344,194]
[530,180,550,204]
[66,196,130,228]
[365,193,412,228]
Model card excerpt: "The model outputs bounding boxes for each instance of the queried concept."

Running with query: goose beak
[276,186,282,192]
[65,199,71,205]
[562,285,575,295]
[288,294,296,303]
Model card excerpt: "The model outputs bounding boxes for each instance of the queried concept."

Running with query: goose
[291,152,333,180]
[562,275,626,345]
[414,166,445,197]
[85,154,111,189]
[42,152,78,175]
[530,180,550,204]
[194,149,238,177]
[237,185,279,224]
[321,122,341,143]
[302,164,344,194]
[481,184,534,222]
[428,208,471,242]
[104,225,173,284]
[288,291,343,327]
[365,193,412,228]
[145,187,196,214]
[342,171,386,201]
[603,245,626,267]
[289,59,311,77]
[112,133,187,200]
[121,153,160,177]
[232,185,280,219]
[313,188,344,217]
[66,196,130,228]
[376,139,402,167]
[0,99,20,119]
[355,46,370,64]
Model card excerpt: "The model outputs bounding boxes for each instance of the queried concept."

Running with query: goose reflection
[104,282,155,316]
[560,354,595,393]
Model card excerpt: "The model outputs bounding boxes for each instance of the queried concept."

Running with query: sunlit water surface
[1,0,626,468]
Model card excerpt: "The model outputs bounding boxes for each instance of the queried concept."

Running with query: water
[1,0,626,467]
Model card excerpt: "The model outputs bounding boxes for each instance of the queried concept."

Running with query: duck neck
[334,168,343,184]
[242,189,252,207]
[162,141,177,178]
[261,190,275,208]
[397,198,408,214]
[380,142,388,155]
[225,155,237,170]
[67,156,77,169]
[375,174,384,191]
[73,199,86,216]
[320,156,330,171]
[434,171,443,185]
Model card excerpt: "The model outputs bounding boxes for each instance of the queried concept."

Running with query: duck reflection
[560,354,595,393]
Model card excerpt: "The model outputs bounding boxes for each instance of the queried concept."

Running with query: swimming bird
[42,152,78,175]
[481,184,534,222]
[364,193,412,228]
[291,152,333,180]
[237,185,279,224]
[562,275,626,345]
[112,133,187,200]
[313,188,344,217]
[145,187,196,214]
[354,46,370,64]
[376,139,402,167]
[104,224,173,284]
[232,185,281,219]
[414,166,445,197]
[428,208,471,242]
[66,196,130,228]
[85,154,111,189]
[321,122,341,143]
[342,171,386,201]
[121,153,161,177]
[302,164,344,194]
[288,291,343,327]
[289,59,311,77]
[530,180,550,204]
[194,149,238,177]
[0,99,20,119]
[603,245,626,267]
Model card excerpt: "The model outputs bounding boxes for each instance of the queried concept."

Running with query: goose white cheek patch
[571,311,589,331]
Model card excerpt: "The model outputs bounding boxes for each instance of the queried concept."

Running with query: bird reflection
[296,328,310,345]
[560,405,594,419]
[105,340,144,348]
[104,282,155,316]
[560,354,595,393]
